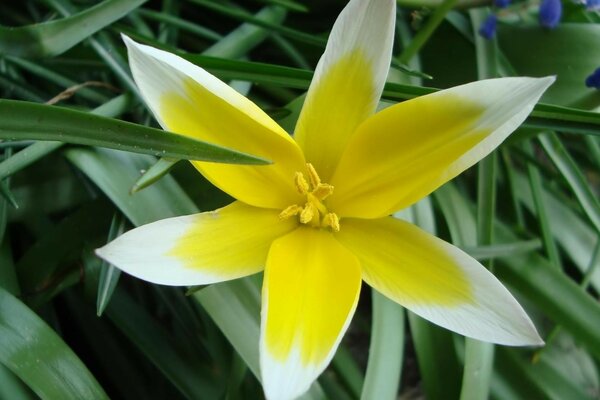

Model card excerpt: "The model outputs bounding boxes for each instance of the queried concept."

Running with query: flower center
[279,163,340,232]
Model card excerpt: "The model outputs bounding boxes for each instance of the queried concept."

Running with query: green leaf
[130,158,178,193]
[202,6,287,59]
[493,347,589,400]
[0,241,20,296]
[0,100,270,164]
[104,287,221,399]
[65,148,197,225]
[360,291,404,400]
[0,0,147,58]
[513,173,600,292]
[439,183,600,360]
[499,24,600,110]
[15,199,113,303]
[397,0,460,64]
[0,363,36,400]
[0,94,130,181]
[4,56,109,104]
[539,132,600,233]
[402,198,462,400]
[255,0,308,13]
[462,240,542,261]
[96,213,126,316]
[188,1,324,47]
[332,346,364,398]
[0,287,108,399]
[136,9,222,41]
[522,140,562,268]
[0,142,64,181]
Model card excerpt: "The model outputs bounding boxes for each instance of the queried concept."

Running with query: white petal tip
[538,75,557,89]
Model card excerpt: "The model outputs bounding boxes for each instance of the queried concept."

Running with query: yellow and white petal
[293,0,396,181]
[330,77,555,218]
[336,217,542,346]
[123,36,305,209]
[260,227,362,400]
[95,202,297,286]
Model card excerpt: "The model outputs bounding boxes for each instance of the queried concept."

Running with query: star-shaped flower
[97,1,553,399]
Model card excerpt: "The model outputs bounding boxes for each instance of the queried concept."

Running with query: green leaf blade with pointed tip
[0,287,109,400]
[0,100,270,165]
[0,0,147,58]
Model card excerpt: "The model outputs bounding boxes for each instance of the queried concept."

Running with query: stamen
[306,163,321,189]
[283,163,341,231]
[300,202,317,224]
[312,183,334,200]
[322,213,340,232]
[279,204,302,220]
[294,172,309,195]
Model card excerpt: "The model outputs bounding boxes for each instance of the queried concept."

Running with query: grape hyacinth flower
[540,0,562,28]
[586,67,600,89]
[479,14,498,39]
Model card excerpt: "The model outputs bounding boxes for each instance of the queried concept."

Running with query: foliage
[0,0,599,399]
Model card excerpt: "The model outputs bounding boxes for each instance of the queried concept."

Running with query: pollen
[279,163,340,232]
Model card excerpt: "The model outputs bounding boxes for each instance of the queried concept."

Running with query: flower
[479,14,498,39]
[586,67,600,89]
[96,0,554,399]
[495,0,511,8]
[539,0,562,28]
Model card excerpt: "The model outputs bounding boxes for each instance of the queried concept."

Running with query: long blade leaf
[0,100,269,164]
[0,0,147,58]
[0,287,109,399]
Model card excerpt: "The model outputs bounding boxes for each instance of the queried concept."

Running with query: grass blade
[360,291,404,400]
[0,100,270,164]
[0,287,108,399]
[96,213,126,316]
[539,132,600,233]
[0,0,147,58]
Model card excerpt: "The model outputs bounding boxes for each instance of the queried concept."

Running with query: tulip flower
[97,0,554,398]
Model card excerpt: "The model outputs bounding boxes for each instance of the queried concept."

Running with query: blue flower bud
[585,67,600,89]
[539,0,562,29]
[495,0,511,8]
[478,15,497,40]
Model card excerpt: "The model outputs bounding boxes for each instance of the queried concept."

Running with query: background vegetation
[0,0,599,399]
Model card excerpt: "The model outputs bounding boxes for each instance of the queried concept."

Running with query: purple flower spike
[478,14,498,39]
[585,67,600,89]
[495,0,511,8]
[539,0,562,29]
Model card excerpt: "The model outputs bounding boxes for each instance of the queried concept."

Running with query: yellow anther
[279,204,303,220]
[322,213,340,232]
[294,172,309,195]
[312,183,334,201]
[282,163,341,231]
[300,202,317,224]
[306,163,321,189]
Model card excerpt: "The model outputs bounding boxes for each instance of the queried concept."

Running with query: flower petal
[293,0,395,181]
[336,217,543,346]
[330,77,555,218]
[260,227,361,400]
[96,202,296,286]
[123,36,305,209]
